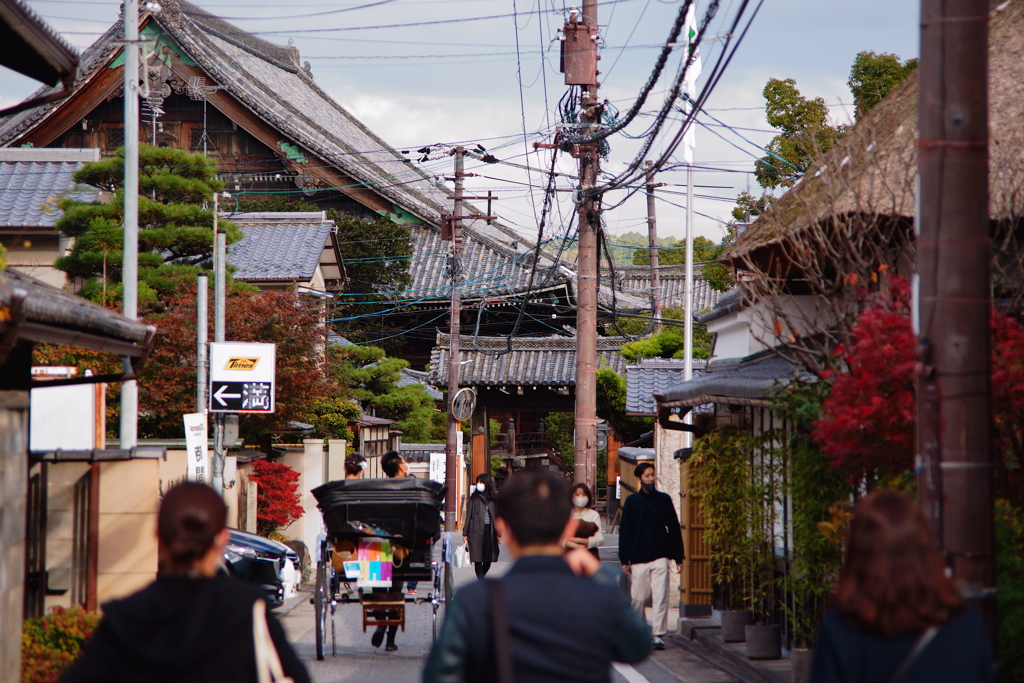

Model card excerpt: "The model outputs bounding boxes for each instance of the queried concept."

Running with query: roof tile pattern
[607,265,722,313]
[0,154,99,227]
[429,333,628,388]
[655,352,813,407]
[227,218,333,282]
[625,358,708,415]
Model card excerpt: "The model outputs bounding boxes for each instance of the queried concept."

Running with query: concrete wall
[96,459,159,607]
[281,440,324,559]
[0,393,29,683]
[654,424,685,610]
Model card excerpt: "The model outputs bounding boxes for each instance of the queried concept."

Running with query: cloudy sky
[4,0,919,249]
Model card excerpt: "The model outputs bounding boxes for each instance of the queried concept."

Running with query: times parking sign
[209,342,276,413]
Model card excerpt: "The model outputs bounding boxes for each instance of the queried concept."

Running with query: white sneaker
[652,635,666,650]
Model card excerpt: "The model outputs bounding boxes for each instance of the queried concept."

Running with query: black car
[223,529,300,607]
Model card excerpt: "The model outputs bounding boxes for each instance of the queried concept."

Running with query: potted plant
[742,435,785,660]
[691,427,754,642]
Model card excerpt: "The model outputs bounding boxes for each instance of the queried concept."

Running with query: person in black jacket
[60,482,309,683]
[618,462,684,650]
[810,491,994,683]
[463,472,500,578]
[423,470,650,683]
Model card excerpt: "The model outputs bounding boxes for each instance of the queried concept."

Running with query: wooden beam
[470,401,487,482]
[15,62,125,148]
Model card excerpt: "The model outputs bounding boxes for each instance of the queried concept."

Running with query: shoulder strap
[886,625,940,683]
[253,599,294,683]
[487,579,515,683]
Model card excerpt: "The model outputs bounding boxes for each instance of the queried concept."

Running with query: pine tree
[55,145,241,305]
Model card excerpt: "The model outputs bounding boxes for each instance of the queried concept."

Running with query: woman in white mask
[565,483,604,559]
[462,473,500,579]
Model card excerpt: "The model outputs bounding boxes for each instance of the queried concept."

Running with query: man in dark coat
[618,462,684,650]
[423,470,650,683]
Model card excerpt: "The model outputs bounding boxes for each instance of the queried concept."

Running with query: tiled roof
[226,213,333,282]
[0,148,99,227]
[606,265,722,313]
[397,367,443,401]
[625,357,708,416]
[653,351,815,408]
[429,332,628,388]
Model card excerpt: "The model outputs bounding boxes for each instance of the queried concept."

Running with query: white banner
[681,2,703,163]
[429,452,446,484]
[183,413,209,483]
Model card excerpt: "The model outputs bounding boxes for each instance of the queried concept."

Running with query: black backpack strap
[487,579,514,683]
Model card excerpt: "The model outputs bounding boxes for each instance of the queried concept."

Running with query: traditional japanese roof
[0,148,99,227]
[353,415,394,427]
[0,0,78,99]
[625,357,708,416]
[653,350,814,408]
[400,442,445,464]
[429,332,628,388]
[225,211,336,283]
[604,265,722,313]
[397,367,443,401]
[722,0,1024,267]
[0,268,155,357]
[693,286,743,324]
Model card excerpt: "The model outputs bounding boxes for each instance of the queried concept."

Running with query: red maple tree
[813,275,1024,503]
[249,459,304,536]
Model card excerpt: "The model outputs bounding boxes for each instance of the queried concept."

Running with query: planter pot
[720,610,753,642]
[790,647,814,683]
[745,624,781,660]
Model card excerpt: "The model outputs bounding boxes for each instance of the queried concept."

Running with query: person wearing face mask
[565,483,604,560]
[463,473,500,579]
[618,462,684,651]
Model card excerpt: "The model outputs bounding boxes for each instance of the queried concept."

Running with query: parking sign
[209,342,276,413]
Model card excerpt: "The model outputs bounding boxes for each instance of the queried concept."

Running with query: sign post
[209,342,276,413]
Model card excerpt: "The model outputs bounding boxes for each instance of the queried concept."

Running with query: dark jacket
[810,606,994,683]
[618,487,684,566]
[464,492,499,563]
[423,555,650,683]
[60,575,310,683]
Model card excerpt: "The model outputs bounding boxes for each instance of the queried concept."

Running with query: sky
[2,0,920,252]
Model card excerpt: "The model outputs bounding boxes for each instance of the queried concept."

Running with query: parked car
[223,529,301,606]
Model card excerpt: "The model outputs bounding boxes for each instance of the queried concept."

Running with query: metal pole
[684,163,694,383]
[573,0,600,492]
[196,273,208,413]
[212,229,226,495]
[120,0,139,450]
[916,0,994,638]
[645,160,662,334]
[445,146,465,532]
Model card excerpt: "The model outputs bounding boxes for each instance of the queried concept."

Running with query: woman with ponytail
[61,482,309,683]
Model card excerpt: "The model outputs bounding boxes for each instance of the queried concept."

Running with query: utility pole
[561,0,602,492]
[196,272,208,413]
[916,0,994,638]
[211,194,227,494]
[645,160,662,334]
[120,0,140,449]
[444,146,465,532]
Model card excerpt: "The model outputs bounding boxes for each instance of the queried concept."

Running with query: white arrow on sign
[213,384,242,407]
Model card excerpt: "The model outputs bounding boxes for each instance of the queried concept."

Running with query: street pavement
[273,534,743,683]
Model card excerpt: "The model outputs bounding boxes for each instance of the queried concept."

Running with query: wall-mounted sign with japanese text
[209,342,276,413]
[183,412,209,482]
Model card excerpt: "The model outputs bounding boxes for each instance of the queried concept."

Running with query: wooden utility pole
[916,0,994,637]
[645,160,662,334]
[565,0,602,491]
[444,146,465,532]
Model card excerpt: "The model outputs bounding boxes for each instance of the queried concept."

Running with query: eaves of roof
[625,358,708,416]
[653,350,813,408]
[226,220,333,282]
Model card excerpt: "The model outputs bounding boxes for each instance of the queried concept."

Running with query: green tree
[55,145,242,304]
[755,79,844,190]
[596,367,654,444]
[327,344,445,443]
[848,51,918,121]
[632,233,735,293]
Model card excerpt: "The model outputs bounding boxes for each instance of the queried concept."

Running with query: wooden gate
[680,460,712,611]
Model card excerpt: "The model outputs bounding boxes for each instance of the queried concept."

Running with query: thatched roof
[722,0,1024,266]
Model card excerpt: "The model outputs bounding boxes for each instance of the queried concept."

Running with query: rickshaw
[310,477,454,660]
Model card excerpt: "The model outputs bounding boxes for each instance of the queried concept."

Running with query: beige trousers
[630,557,670,636]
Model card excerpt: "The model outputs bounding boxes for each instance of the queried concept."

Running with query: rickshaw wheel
[315,561,328,660]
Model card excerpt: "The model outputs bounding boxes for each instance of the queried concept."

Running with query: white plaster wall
[281,440,324,559]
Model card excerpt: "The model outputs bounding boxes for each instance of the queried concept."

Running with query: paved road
[275,536,742,683]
